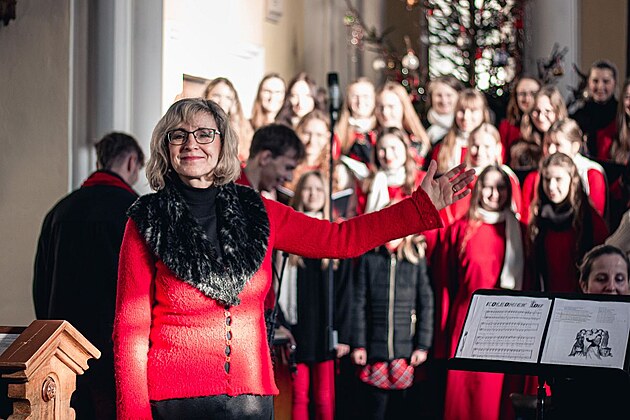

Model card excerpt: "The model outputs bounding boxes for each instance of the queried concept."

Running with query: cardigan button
[224,362,230,373]
[225,345,231,356]
[226,330,232,340]
[225,315,232,326]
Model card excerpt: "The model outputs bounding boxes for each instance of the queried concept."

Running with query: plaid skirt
[358,358,414,390]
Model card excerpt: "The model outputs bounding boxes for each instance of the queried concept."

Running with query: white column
[524,0,580,100]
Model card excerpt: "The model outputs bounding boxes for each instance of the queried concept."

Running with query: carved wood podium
[0,320,100,420]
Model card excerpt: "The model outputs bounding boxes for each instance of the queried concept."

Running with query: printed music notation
[455,295,552,363]
[455,293,630,370]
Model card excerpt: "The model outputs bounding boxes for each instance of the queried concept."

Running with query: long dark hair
[366,127,417,196]
[505,75,540,126]
[275,72,326,128]
[460,165,512,255]
[528,153,593,269]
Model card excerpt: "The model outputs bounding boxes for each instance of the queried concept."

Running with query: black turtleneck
[571,98,618,156]
[172,176,222,258]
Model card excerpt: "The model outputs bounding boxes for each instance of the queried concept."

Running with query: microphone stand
[326,73,340,354]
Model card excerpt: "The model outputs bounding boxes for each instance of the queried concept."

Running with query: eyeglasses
[166,128,220,145]
[531,108,555,118]
[516,90,538,98]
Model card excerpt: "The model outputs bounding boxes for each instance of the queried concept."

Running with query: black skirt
[151,394,273,420]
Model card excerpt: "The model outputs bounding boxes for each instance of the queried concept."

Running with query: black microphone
[327,72,341,121]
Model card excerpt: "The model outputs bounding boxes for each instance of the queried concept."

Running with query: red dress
[530,206,608,293]
[594,119,616,161]
[436,218,525,420]
[498,119,521,164]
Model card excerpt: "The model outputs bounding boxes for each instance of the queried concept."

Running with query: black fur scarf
[127,182,269,306]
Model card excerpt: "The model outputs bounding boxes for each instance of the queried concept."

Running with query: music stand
[448,289,630,420]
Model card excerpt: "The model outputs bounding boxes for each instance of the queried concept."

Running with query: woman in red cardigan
[112,98,475,419]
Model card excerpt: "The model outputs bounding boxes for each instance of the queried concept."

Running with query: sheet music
[455,295,552,363]
[0,333,20,356]
[540,298,630,369]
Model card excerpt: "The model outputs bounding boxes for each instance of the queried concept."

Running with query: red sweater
[113,185,441,419]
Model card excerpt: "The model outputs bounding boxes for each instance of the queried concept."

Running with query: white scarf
[444,132,470,169]
[277,210,324,324]
[278,256,298,324]
[365,167,406,213]
[427,108,454,144]
[573,153,606,196]
[477,208,524,290]
[348,116,374,133]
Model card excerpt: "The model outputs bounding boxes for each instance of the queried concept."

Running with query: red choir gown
[528,206,608,293]
[435,217,524,420]
[520,158,607,224]
[498,119,521,164]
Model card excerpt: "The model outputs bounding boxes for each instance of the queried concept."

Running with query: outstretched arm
[268,161,475,259]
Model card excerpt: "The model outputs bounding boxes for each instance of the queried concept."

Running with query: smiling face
[543,132,580,158]
[542,163,572,204]
[298,118,329,166]
[376,91,404,128]
[531,95,557,133]
[376,133,407,171]
[348,81,376,119]
[207,82,236,115]
[289,80,315,118]
[260,77,286,115]
[455,104,484,134]
[479,169,509,212]
[515,78,540,114]
[588,68,616,103]
[469,131,501,168]
[431,82,459,115]
[581,253,629,295]
[300,174,327,213]
[168,113,222,188]
[259,150,299,192]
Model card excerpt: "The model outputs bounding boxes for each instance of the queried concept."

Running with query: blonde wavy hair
[437,88,491,173]
[146,98,241,190]
[376,81,431,155]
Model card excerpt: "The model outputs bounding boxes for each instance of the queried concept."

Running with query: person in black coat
[33,132,144,420]
[570,59,619,157]
[277,170,354,420]
[351,234,434,420]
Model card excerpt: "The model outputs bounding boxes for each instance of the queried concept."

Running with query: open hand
[420,161,476,210]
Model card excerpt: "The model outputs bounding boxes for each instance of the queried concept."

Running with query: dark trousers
[151,394,273,420]
[360,383,412,420]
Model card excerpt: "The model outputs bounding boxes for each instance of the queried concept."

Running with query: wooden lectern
[0,320,100,420]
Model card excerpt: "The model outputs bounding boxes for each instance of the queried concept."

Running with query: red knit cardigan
[113,184,441,419]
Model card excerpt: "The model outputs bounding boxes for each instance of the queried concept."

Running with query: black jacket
[292,258,353,363]
[351,247,434,362]
[33,171,138,364]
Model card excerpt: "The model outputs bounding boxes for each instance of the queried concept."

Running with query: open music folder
[449,289,630,378]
